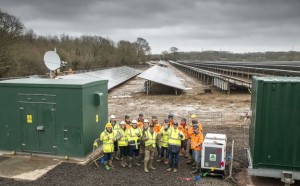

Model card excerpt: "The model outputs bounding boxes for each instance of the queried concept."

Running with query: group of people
[99,113,204,173]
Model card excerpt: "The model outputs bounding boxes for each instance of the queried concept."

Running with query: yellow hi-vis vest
[168,128,185,146]
[126,127,142,149]
[160,127,171,148]
[100,130,115,153]
[113,123,121,132]
[118,129,128,147]
[145,130,157,147]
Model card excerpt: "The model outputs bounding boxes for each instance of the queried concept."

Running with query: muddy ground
[1,64,299,186]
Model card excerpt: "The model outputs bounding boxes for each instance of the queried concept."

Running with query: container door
[37,103,56,154]
[20,102,39,152]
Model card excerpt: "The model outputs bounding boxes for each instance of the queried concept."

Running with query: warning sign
[209,154,216,161]
[96,114,99,123]
[27,115,32,123]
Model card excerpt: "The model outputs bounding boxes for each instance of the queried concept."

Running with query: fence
[109,110,250,126]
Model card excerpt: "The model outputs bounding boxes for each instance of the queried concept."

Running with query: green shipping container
[250,76,300,171]
[0,79,108,158]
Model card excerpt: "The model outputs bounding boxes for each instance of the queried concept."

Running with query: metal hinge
[64,138,68,140]
[21,143,26,146]
[19,107,24,110]
[51,108,56,111]
[63,129,68,132]
[52,146,58,149]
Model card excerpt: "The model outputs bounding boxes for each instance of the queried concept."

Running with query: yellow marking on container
[96,114,99,123]
[27,115,32,123]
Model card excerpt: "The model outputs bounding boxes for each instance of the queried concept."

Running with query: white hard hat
[144,119,149,123]
[120,121,126,125]
[132,119,137,124]
[110,115,116,119]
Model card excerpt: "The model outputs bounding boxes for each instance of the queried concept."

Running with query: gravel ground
[0,125,240,186]
[0,156,9,163]
[0,154,233,186]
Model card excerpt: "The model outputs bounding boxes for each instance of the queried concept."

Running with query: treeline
[0,9,151,78]
[153,50,300,62]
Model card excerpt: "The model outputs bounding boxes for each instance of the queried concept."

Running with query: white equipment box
[201,133,227,172]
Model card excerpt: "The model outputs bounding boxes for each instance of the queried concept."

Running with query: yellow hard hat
[105,123,112,128]
[191,114,197,119]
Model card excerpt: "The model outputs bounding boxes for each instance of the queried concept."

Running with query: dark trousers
[114,141,118,152]
[104,153,112,161]
[168,151,179,169]
[129,145,140,157]
[160,147,169,158]
[156,142,160,156]
[119,146,129,158]
[181,140,187,150]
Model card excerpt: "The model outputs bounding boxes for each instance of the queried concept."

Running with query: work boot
[185,153,190,158]
[124,157,128,166]
[134,156,141,166]
[192,163,200,174]
[144,160,149,173]
[109,160,115,169]
[128,157,133,168]
[156,158,162,162]
[179,149,185,157]
[149,159,156,170]
[164,158,169,165]
[167,168,172,172]
[104,161,110,170]
[173,169,178,173]
[114,152,120,161]
[120,159,126,168]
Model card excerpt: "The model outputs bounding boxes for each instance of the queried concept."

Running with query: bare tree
[135,37,151,62]
[0,9,24,77]
[169,47,178,61]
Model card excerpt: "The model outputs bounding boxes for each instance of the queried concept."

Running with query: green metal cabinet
[250,77,300,171]
[0,79,108,158]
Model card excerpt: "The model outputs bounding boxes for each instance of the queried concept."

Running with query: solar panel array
[56,66,142,90]
[138,65,186,90]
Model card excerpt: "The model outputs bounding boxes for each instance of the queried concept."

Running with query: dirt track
[1,64,299,186]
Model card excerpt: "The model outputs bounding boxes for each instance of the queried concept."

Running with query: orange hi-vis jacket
[178,124,188,139]
[191,132,204,151]
[153,122,161,133]
[137,119,144,129]
[187,123,203,139]
[125,121,131,129]
[169,120,174,127]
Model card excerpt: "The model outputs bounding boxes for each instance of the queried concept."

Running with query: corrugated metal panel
[213,78,228,90]
[56,66,142,90]
[250,76,300,171]
[138,65,186,90]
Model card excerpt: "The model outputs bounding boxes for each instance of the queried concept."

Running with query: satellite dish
[44,51,61,71]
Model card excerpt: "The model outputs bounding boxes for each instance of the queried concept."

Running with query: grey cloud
[1,0,300,53]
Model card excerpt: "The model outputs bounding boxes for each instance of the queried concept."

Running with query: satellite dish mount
[43,49,61,79]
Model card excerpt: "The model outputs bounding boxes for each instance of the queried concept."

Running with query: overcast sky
[1,0,300,54]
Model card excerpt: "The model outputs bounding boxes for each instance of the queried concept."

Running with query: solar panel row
[56,66,142,90]
[138,65,186,90]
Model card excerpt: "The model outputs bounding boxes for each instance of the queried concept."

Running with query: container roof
[253,76,300,82]
[0,78,107,88]
[56,66,141,90]
[138,65,186,90]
